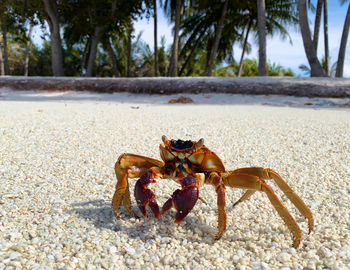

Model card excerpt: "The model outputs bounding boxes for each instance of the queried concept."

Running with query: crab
[112,136,314,248]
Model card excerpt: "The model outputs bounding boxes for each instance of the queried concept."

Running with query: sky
[32,0,350,77]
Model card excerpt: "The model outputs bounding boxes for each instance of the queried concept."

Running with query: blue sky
[32,0,350,77]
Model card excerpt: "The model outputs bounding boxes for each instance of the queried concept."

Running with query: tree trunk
[154,0,159,77]
[257,0,267,76]
[127,22,132,77]
[313,0,323,53]
[205,0,229,76]
[323,0,329,76]
[2,77,348,98]
[336,3,350,78]
[168,0,183,77]
[85,0,117,77]
[86,26,104,77]
[24,22,34,76]
[81,38,90,75]
[1,27,9,75]
[111,0,117,15]
[297,0,325,77]
[0,36,4,75]
[238,20,252,77]
[106,38,119,77]
[43,0,64,76]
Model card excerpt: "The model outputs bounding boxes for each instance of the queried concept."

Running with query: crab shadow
[70,199,217,243]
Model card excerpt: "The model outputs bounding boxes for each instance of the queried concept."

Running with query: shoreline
[1,88,349,109]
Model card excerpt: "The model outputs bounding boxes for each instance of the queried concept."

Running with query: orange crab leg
[206,172,227,240]
[233,190,256,207]
[230,167,314,234]
[222,171,303,248]
[112,153,164,217]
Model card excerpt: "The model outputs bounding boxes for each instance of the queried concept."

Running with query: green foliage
[268,62,294,76]
[1,0,298,77]
[63,46,83,76]
[214,59,294,77]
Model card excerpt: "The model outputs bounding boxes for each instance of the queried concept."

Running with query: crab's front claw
[134,170,160,219]
[161,175,199,223]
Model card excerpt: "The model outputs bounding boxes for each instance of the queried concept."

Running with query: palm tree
[178,1,240,76]
[105,38,120,77]
[85,0,118,77]
[0,39,3,75]
[0,0,23,75]
[184,0,246,76]
[205,0,229,76]
[336,0,350,77]
[299,56,336,77]
[323,0,330,76]
[257,0,267,76]
[24,21,34,76]
[126,19,133,77]
[153,0,159,76]
[166,0,184,76]
[86,26,104,77]
[0,23,9,75]
[236,0,298,77]
[177,0,298,77]
[42,0,64,76]
[237,20,252,77]
[297,0,325,76]
[313,0,323,52]
[304,0,330,76]
[177,9,211,76]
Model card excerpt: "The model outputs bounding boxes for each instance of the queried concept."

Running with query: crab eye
[170,139,193,150]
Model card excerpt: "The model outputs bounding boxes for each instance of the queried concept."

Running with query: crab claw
[134,170,160,219]
[161,175,199,223]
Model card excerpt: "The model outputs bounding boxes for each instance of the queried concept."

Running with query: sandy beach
[0,91,349,269]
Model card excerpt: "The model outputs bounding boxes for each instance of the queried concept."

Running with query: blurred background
[0,0,349,77]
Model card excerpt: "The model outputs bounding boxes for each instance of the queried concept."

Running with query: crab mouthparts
[170,139,193,150]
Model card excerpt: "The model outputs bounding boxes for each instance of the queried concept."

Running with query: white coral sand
[0,91,349,269]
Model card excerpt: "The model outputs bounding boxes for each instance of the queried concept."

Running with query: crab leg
[222,171,303,248]
[112,153,164,217]
[233,190,256,207]
[206,172,227,240]
[230,167,314,234]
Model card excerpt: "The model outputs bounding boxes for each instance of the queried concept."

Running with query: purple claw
[161,175,199,223]
[134,171,160,219]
